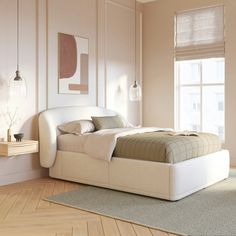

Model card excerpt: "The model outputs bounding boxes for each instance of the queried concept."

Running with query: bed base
[50,149,229,201]
[38,106,230,200]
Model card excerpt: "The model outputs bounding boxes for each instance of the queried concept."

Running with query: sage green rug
[46,170,236,236]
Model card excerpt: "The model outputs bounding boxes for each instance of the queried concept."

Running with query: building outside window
[217,93,224,111]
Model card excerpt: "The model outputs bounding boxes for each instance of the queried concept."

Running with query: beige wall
[38,0,141,124]
[105,0,142,125]
[142,0,236,165]
[46,0,97,108]
[0,0,47,185]
[0,0,140,185]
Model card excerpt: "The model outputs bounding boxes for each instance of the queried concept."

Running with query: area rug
[45,170,236,236]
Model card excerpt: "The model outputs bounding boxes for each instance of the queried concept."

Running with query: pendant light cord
[16,0,19,71]
[134,0,136,84]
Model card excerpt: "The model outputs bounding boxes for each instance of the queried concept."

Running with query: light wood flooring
[0,178,179,236]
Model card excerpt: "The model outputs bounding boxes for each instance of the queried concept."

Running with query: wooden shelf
[0,140,38,157]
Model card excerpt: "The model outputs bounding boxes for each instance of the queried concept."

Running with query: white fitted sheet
[58,134,86,153]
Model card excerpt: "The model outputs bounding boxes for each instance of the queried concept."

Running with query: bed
[39,106,230,201]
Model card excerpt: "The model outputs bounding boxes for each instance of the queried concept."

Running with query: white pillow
[58,120,95,135]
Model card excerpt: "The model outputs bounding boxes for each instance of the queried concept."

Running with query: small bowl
[14,133,24,142]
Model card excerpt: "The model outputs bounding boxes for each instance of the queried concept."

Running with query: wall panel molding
[37,0,47,112]
[97,0,106,107]
[108,0,135,10]
[46,0,97,108]
[104,0,142,125]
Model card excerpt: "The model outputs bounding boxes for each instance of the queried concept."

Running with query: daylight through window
[175,5,225,140]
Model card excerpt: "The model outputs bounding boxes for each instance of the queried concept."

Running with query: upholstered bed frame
[39,106,230,201]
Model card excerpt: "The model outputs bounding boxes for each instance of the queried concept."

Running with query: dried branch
[3,106,21,129]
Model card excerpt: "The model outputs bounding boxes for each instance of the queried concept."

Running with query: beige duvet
[58,128,221,163]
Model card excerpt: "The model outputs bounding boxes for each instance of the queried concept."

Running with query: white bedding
[58,134,85,153]
[59,127,172,161]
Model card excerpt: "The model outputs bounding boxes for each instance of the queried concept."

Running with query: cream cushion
[58,120,95,135]
[91,115,127,130]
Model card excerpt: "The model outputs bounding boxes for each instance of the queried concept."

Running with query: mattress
[58,131,221,164]
[57,134,85,153]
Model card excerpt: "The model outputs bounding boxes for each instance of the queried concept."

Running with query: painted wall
[0,0,47,185]
[104,0,142,125]
[38,0,141,123]
[0,0,140,185]
[142,0,236,165]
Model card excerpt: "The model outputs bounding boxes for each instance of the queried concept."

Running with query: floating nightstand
[0,140,38,157]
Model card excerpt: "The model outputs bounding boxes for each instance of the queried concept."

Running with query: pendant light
[129,0,142,101]
[10,0,27,101]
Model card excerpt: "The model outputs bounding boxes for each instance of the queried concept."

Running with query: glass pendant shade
[9,70,27,103]
[129,80,142,101]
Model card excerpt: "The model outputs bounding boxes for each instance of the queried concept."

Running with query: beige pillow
[58,120,95,135]
[91,115,127,130]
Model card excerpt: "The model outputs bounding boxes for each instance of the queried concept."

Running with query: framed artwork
[58,32,89,94]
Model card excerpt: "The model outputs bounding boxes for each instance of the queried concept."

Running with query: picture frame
[58,32,89,94]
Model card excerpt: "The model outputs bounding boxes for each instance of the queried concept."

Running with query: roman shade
[175,5,225,61]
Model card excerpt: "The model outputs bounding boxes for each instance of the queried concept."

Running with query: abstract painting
[58,33,89,94]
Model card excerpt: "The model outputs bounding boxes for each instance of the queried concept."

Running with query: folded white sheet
[58,127,172,161]
[83,127,172,161]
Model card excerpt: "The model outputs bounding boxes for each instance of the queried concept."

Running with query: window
[175,58,225,139]
[175,6,225,140]
[191,94,200,112]
[217,94,224,111]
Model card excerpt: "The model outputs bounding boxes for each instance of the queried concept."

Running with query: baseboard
[0,168,49,186]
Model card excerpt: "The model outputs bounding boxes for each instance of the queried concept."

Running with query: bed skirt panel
[49,150,229,200]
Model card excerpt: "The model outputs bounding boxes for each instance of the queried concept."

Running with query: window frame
[175,58,225,140]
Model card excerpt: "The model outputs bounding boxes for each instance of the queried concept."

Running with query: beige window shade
[175,6,225,61]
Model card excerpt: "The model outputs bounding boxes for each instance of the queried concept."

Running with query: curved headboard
[38,106,117,168]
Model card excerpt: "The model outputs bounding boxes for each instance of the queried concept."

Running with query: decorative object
[4,107,20,142]
[0,140,38,156]
[45,170,236,236]
[129,0,142,101]
[7,129,12,142]
[10,0,27,100]
[14,133,24,142]
[58,32,89,94]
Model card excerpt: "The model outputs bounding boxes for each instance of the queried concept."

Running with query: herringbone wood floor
[0,178,179,236]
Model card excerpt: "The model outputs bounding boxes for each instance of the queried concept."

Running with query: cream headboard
[38,106,117,168]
